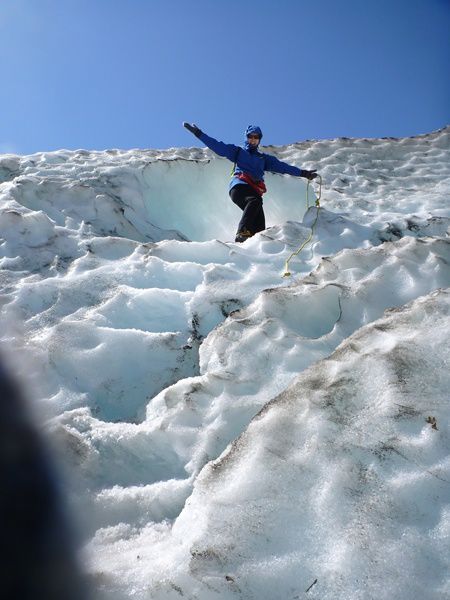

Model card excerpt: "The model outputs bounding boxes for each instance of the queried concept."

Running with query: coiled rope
[282,174,322,277]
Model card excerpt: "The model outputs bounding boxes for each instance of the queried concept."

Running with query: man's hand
[301,169,318,181]
[183,122,202,138]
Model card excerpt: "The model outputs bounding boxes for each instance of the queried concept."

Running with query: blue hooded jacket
[197,125,304,192]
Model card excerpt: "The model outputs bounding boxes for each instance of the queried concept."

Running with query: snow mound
[180,289,450,600]
[88,289,450,600]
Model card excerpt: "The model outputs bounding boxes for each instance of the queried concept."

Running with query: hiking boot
[235,229,253,243]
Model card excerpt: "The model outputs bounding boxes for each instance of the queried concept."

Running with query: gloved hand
[301,169,318,180]
[183,122,202,138]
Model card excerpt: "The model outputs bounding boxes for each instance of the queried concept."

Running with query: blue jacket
[198,131,304,192]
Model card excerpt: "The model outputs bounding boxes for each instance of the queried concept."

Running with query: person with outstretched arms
[183,122,317,242]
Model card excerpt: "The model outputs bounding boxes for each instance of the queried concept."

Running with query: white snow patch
[1,126,449,599]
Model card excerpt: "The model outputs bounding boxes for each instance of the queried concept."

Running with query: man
[183,122,317,242]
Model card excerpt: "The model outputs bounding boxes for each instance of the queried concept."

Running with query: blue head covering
[244,125,263,152]
[245,125,263,139]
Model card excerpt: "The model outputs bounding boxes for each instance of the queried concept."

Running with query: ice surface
[1,126,449,599]
[171,289,450,600]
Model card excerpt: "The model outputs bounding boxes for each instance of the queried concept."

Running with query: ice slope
[86,289,449,600]
[0,126,449,599]
[170,289,450,600]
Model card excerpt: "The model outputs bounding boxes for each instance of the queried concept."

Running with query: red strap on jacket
[236,172,267,196]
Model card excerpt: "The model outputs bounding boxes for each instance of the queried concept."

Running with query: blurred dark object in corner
[0,355,90,600]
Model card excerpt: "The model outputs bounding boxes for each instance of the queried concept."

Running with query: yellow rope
[282,175,322,277]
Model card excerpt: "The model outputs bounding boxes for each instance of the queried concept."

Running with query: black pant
[229,184,265,235]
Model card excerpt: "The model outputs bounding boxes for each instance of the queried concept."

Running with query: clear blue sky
[1,0,449,154]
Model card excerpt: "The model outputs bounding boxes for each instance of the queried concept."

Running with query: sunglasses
[247,134,260,140]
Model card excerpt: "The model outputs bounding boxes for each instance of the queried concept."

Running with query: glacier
[0,126,449,599]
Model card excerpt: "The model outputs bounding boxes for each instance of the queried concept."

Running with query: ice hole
[141,159,310,242]
[280,284,342,338]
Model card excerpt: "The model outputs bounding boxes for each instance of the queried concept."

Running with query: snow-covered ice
[1,126,449,599]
